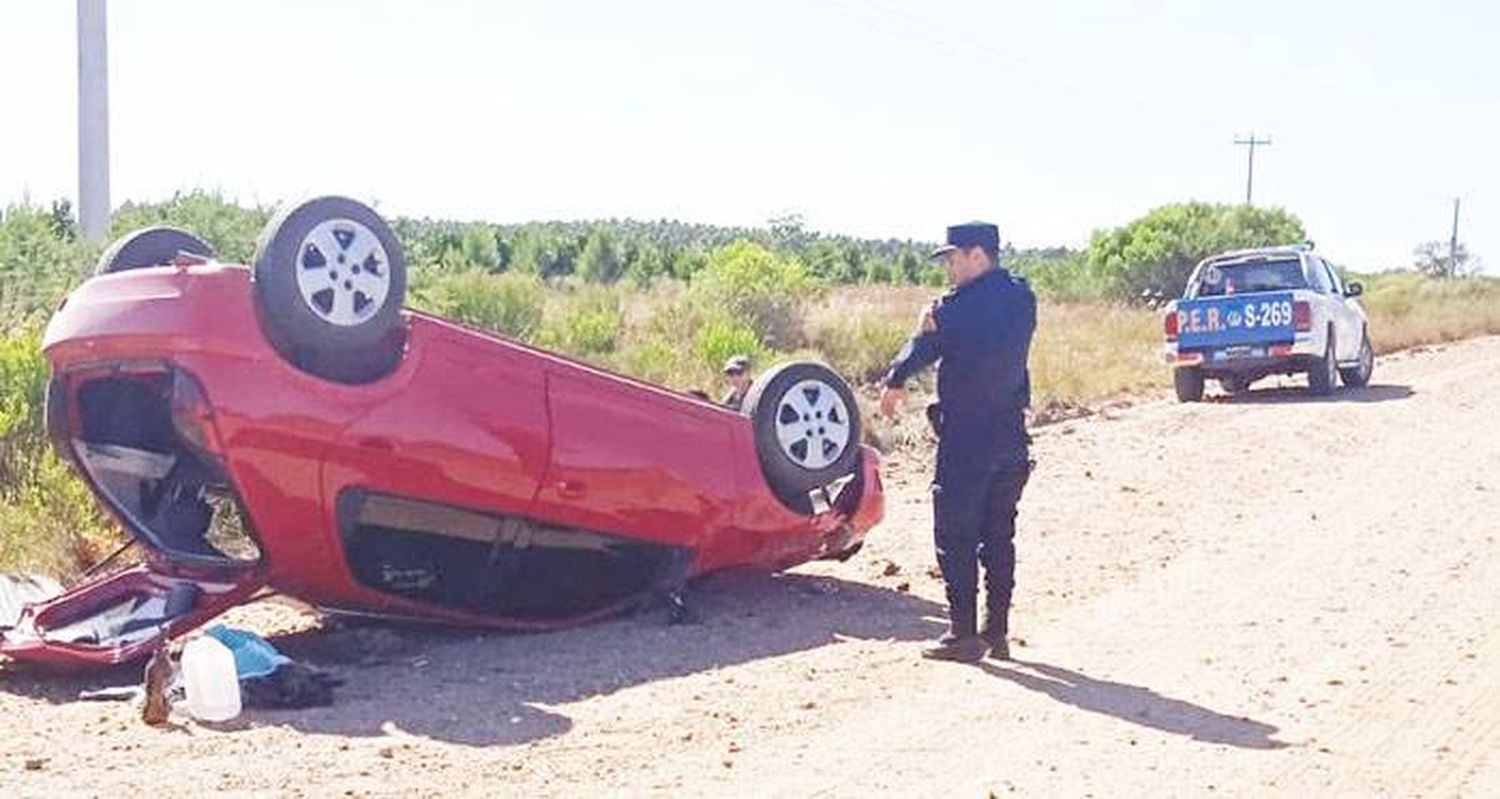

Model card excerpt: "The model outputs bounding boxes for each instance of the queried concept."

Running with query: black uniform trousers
[932,444,1031,637]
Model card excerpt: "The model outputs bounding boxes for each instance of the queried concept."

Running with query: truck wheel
[95,226,215,275]
[251,197,407,383]
[1174,368,1204,402]
[1339,331,1374,388]
[1308,333,1338,396]
[742,361,862,515]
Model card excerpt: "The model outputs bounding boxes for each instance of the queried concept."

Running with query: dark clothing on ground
[884,267,1037,636]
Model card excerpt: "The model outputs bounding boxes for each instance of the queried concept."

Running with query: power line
[1233,133,1271,205]
[807,0,1036,83]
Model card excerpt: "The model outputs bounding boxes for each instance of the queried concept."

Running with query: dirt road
[4,337,1498,798]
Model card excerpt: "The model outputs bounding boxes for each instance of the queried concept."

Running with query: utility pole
[77,0,111,242]
[1449,198,1462,273]
[1234,133,1272,205]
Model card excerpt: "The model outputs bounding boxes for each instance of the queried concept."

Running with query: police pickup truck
[1163,245,1374,402]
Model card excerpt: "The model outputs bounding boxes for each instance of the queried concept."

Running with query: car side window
[1305,256,1332,293]
[1323,260,1345,295]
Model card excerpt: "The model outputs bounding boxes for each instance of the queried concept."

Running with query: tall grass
[0,330,114,575]
[1358,272,1500,353]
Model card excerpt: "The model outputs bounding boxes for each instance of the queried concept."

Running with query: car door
[533,366,739,550]
[1305,256,1347,357]
[324,328,551,526]
[1319,258,1362,357]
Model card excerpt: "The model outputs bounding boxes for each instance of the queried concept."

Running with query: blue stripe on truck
[1177,292,1296,348]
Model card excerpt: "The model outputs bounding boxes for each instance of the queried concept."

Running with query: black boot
[980,607,1011,661]
[922,631,986,662]
[923,603,984,663]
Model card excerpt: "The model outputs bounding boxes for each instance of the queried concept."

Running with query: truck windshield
[1193,258,1306,297]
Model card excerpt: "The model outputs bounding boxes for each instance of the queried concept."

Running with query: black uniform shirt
[884,267,1036,463]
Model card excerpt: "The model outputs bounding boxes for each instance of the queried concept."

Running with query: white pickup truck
[1163,245,1374,402]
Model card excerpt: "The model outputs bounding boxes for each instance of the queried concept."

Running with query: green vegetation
[3,191,1499,576]
[1085,202,1307,301]
[1358,271,1500,352]
[0,329,113,574]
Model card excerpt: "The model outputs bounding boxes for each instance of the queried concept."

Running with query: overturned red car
[0,197,883,668]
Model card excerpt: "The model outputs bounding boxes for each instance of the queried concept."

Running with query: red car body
[1,262,882,668]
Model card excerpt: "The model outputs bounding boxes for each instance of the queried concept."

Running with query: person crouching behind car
[721,355,752,411]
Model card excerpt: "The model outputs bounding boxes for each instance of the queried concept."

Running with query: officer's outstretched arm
[883,331,940,389]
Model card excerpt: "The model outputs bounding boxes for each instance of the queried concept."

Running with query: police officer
[879,221,1036,662]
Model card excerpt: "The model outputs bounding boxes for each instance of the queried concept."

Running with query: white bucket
[181,636,241,722]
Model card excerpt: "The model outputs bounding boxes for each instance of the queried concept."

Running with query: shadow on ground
[1208,382,1413,406]
[3,570,943,748]
[981,659,1287,750]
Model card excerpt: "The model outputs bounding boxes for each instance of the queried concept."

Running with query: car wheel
[1308,331,1337,396]
[1339,330,1374,388]
[252,197,407,383]
[1174,367,1204,402]
[95,226,215,275]
[741,361,862,515]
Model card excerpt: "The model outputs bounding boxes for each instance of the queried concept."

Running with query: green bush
[617,338,684,387]
[539,286,625,358]
[414,271,544,341]
[0,328,115,575]
[111,190,269,263]
[1011,250,1109,303]
[577,228,625,283]
[1086,203,1306,301]
[689,240,817,349]
[1357,271,1500,352]
[1,203,89,327]
[695,316,764,372]
[624,241,668,287]
[807,316,910,384]
[0,330,48,490]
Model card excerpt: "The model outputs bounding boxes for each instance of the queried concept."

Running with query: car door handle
[356,436,397,453]
[555,480,586,499]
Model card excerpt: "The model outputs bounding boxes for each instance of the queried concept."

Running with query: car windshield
[1193,258,1306,296]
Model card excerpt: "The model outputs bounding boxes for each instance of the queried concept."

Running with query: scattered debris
[141,645,175,726]
[796,580,839,596]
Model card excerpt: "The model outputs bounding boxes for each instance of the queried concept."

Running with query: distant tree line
[17,190,1485,331]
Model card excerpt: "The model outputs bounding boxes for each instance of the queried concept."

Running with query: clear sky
[2,1,1496,269]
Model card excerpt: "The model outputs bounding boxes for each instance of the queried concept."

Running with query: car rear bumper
[821,446,884,559]
[1191,354,1323,379]
[1165,335,1320,372]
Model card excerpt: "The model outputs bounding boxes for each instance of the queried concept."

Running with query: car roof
[1200,244,1311,267]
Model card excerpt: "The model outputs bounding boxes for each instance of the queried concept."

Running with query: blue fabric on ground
[205,624,291,679]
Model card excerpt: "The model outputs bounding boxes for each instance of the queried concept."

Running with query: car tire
[95,226,215,275]
[1339,330,1374,388]
[1174,367,1204,402]
[1308,331,1338,396]
[741,361,862,515]
[251,197,407,383]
